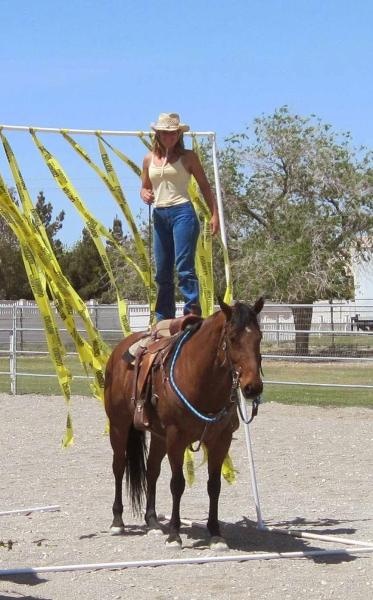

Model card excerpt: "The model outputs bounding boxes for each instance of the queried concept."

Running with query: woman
[141,112,219,322]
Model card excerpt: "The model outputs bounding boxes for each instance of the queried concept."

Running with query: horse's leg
[145,433,166,532]
[109,422,129,534]
[206,428,232,548]
[165,427,186,548]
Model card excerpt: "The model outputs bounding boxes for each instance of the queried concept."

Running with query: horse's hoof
[147,527,164,536]
[110,526,125,536]
[210,536,228,551]
[165,535,182,549]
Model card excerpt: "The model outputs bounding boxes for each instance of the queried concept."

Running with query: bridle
[169,318,262,426]
[216,321,262,425]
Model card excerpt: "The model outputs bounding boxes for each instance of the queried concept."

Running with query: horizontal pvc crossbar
[0,125,215,137]
[1,547,373,576]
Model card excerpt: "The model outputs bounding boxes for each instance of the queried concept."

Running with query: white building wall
[352,254,373,317]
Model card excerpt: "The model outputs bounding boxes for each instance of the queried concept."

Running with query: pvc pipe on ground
[0,505,60,517]
[1,547,373,576]
[265,526,373,547]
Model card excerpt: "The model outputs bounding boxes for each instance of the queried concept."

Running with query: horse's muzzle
[242,380,263,399]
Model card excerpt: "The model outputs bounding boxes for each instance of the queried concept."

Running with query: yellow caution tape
[0,133,74,445]
[0,129,235,474]
[61,132,149,276]
[0,158,110,442]
[182,443,236,486]
[191,136,233,306]
[31,130,135,335]
[183,447,195,487]
[222,453,237,484]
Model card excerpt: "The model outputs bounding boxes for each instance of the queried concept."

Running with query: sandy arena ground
[0,394,372,600]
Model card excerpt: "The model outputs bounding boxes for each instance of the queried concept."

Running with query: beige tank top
[149,155,191,208]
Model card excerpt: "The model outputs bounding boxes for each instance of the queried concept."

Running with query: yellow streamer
[0,129,235,477]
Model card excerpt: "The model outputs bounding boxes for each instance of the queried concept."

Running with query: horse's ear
[253,297,265,315]
[217,296,233,321]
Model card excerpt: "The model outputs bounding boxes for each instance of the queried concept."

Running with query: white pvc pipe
[267,527,373,547]
[1,547,373,576]
[210,134,231,294]
[238,390,265,529]
[0,125,214,137]
[0,505,60,517]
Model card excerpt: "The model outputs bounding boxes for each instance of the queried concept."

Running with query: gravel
[0,394,372,600]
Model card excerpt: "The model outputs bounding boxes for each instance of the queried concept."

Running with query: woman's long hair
[152,132,185,158]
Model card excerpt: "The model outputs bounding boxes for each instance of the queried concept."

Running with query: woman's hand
[141,188,154,205]
[210,212,220,235]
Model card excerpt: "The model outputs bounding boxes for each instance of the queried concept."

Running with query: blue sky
[1,0,372,245]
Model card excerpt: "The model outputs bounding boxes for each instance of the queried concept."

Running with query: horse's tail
[125,424,148,517]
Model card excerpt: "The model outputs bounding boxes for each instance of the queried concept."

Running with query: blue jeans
[153,202,200,321]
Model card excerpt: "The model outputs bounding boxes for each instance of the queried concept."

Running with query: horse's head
[218,297,264,399]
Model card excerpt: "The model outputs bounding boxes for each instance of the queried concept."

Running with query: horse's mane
[230,301,259,332]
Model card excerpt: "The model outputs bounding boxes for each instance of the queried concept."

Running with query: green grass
[0,356,372,408]
[263,361,373,407]
[0,355,93,396]
[262,332,373,355]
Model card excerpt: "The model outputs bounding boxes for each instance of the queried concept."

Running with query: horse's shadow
[171,515,367,564]
[78,514,369,566]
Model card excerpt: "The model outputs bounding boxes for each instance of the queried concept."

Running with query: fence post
[276,314,280,346]
[19,299,24,351]
[329,299,335,351]
[88,299,98,328]
[10,306,17,394]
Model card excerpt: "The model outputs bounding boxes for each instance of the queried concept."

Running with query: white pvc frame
[0,124,230,290]
[1,124,372,572]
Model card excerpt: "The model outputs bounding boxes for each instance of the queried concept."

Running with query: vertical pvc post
[10,305,17,394]
[210,134,232,296]
[238,389,265,529]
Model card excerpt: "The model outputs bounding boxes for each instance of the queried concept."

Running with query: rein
[168,320,261,425]
[169,328,231,423]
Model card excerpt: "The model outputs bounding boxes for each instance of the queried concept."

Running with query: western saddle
[124,313,203,431]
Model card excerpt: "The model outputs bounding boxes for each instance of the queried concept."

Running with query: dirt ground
[0,394,372,600]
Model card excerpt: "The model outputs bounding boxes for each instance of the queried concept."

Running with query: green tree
[35,191,65,258]
[0,189,67,299]
[0,205,31,299]
[61,228,109,300]
[215,107,373,353]
[102,215,150,303]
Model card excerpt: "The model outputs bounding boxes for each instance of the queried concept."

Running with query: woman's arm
[187,151,220,235]
[140,154,154,205]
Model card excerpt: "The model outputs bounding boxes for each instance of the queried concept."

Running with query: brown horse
[104,297,264,548]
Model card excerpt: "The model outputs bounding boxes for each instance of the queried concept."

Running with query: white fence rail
[0,300,372,394]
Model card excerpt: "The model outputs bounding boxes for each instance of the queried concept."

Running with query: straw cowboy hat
[151,112,190,132]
